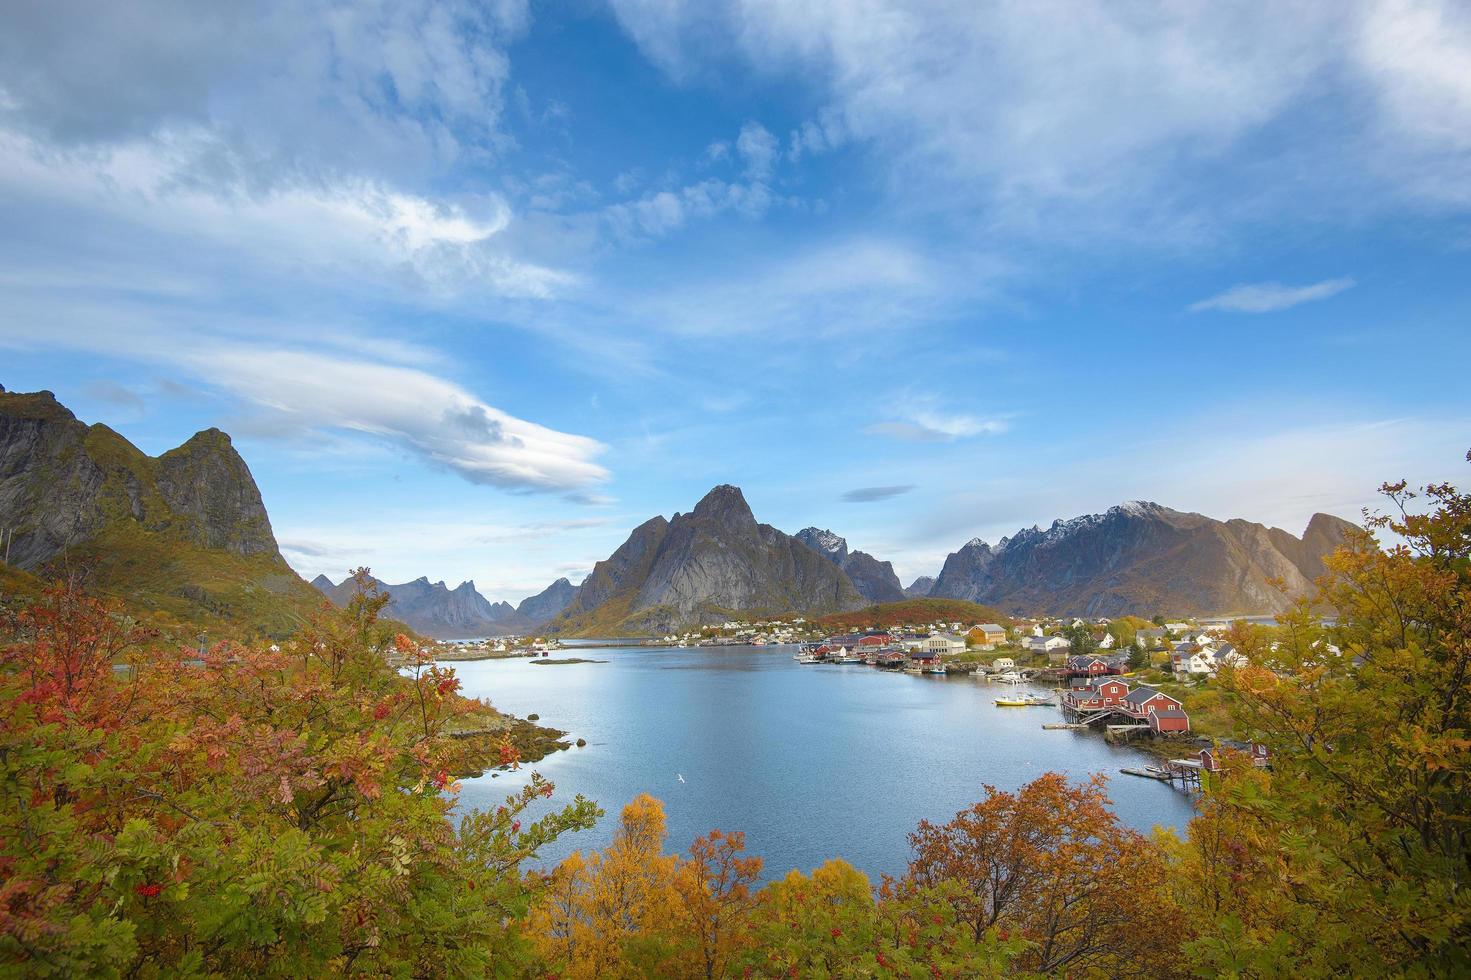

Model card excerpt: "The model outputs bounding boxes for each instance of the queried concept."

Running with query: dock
[1120,766,1171,780]
[1042,722,1088,730]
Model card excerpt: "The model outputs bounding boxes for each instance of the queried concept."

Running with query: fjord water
[453,645,1197,881]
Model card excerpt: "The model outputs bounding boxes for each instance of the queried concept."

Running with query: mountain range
[548,493,1362,633]
[0,385,318,635]
[927,500,1360,617]
[310,573,576,639]
[1,386,1365,637]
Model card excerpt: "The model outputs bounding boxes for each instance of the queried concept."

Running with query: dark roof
[1123,685,1174,705]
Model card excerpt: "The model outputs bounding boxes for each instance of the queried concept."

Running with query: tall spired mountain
[794,527,906,604]
[0,385,317,634]
[312,573,581,639]
[929,501,1361,617]
[550,485,868,635]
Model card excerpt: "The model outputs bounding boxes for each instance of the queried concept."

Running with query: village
[430,611,1282,780]
[725,612,1281,779]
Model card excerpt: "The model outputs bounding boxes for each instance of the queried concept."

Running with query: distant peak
[964,537,989,550]
[797,527,848,557]
[310,573,336,590]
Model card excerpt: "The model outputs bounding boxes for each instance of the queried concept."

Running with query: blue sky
[2,1,1469,602]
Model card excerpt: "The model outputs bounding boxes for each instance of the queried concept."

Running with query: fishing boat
[994,671,1023,684]
[994,694,1054,707]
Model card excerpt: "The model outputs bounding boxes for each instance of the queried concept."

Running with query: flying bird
[677,774,685,783]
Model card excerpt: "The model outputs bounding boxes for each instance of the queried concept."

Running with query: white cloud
[1356,0,1471,203]
[631,236,997,338]
[1189,277,1354,314]
[0,129,571,299]
[735,120,777,179]
[607,1,1471,233]
[866,412,1008,443]
[181,346,609,492]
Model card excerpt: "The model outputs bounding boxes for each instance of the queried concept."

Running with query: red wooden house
[1147,709,1191,734]
[1120,685,1183,719]
[1062,678,1130,710]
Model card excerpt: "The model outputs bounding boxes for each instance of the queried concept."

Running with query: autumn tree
[1190,459,1471,974]
[897,772,1185,977]
[0,578,597,976]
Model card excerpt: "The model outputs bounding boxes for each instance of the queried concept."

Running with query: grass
[43,522,324,642]
[814,598,1013,632]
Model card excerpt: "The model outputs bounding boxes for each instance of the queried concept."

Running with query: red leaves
[497,742,520,767]
[436,676,459,697]
[134,883,162,898]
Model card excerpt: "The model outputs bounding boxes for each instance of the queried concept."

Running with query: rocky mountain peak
[691,484,756,525]
[796,527,849,561]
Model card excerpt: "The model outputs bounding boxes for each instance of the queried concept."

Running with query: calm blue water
[451,645,1197,882]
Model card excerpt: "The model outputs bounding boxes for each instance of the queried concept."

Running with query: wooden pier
[1042,722,1088,730]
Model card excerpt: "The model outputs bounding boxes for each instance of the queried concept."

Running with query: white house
[1098,632,1116,650]
[925,632,967,656]
[991,656,1016,672]
[1025,635,1071,654]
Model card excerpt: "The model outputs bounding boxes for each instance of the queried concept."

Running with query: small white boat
[995,671,1023,684]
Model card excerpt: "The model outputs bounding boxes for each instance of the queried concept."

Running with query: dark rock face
[313,573,523,639]
[0,388,283,568]
[930,501,1363,617]
[0,387,318,634]
[904,575,936,598]
[154,429,278,557]
[795,527,906,604]
[553,486,868,634]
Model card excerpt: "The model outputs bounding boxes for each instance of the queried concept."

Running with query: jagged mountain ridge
[0,385,317,635]
[312,573,580,639]
[795,527,906,604]
[551,486,868,635]
[312,573,519,638]
[929,500,1361,617]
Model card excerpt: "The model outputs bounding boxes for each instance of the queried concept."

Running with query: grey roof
[977,623,1006,632]
[1123,685,1173,705]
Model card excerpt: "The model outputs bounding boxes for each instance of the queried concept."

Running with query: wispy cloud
[1189,277,1355,314]
[181,346,609,493]
[867,411,1008,443]
[842,485,915,503]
